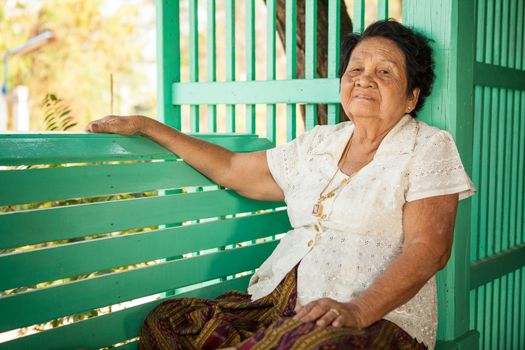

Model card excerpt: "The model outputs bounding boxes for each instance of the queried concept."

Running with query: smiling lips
[353,93,375,101]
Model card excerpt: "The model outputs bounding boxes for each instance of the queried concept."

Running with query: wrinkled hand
[293,298,363,329]
[84,115,148,135]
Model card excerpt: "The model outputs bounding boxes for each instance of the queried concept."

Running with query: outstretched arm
[294,193,458,328]
[85,115,284,201]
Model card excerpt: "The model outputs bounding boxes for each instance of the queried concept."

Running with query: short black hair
[339,19,435,118]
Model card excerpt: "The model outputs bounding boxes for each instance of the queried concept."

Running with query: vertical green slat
[477,285,486,347]
[501,0,510,68]
[470,86,482,261]
[157,0,181,129]
[501,90,514,350]
[487,88,498,258]
[510,92,519,250]
[496,88,506,255]
[225,0,236,132]
[518,0,525,70]
[305,0,318,130]
[469,289,476,338]
[518,91,525,247]
[377,0,389,20]
[475,0,486,63]
[500,275,507,349]
[245,0,256,134]
[491,279,499,349]
[514,270,520,349]
[353,0,365,33]
[266,0,276,144]
[207,0,217,132]
[479,86,491,260]
[493,0,502,65]
[189,0,199,132]
[503,90,513,252]
[509,0,517,69]
[327,0,341,125]
[485,280,492,349]
[507,92,517,347]
[485,0,494,64]
[285,0,297,141]
[515,270,522,349]
[518,267,525,349]
[508,273,514,349]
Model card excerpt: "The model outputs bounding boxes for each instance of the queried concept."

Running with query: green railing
[469,0,525,349]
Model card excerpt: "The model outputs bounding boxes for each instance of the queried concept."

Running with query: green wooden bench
[0,132,480,350]
[0,133,291,350]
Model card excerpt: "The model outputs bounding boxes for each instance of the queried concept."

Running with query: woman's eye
[379,69,390,75]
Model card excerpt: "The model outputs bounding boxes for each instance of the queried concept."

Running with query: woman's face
[340,37,420,122]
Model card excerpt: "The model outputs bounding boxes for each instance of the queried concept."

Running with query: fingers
[294,299,336,324]
[293,299,360,329]
[315,309,341,328]
[84,115,115,133]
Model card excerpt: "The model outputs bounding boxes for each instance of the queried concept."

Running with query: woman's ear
[408,88,421,110]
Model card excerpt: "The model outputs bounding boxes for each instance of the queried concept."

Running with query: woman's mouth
[353,94,375,101]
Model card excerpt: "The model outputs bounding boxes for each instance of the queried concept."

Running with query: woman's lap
[138,269,426,350]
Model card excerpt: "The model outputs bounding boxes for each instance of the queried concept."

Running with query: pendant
[312,202,324,217]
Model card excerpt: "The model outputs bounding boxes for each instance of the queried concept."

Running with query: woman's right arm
[85,115,284,201]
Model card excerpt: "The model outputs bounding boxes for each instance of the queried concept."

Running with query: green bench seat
[0,133,290,350]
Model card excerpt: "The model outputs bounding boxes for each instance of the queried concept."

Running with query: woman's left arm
[294,193,459,328]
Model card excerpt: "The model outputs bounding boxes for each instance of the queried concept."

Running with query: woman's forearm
[139,117,238,188]
[349,241,445,328]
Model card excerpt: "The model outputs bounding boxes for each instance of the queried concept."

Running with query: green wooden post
[207,0,217,132]
[377,0,389,20]
[305,0,318,130]
[225,0,236,132]
[157,0,181,129]
[189,0,200,132]
[285,0,297,141]
[266,0,276,143]
[403,0,478,348]
[353,0,365,33]
[245,0,256,134]
[327,0,340,125]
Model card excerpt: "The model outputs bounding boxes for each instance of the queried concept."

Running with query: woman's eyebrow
[378,58,398,65]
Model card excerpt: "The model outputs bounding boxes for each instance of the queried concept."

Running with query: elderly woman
[86,20,475,350]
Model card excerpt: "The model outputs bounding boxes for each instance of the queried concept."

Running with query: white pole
[0,93,7,130]
[13,86,29,131]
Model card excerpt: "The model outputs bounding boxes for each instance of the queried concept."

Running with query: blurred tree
[0,0,153,130]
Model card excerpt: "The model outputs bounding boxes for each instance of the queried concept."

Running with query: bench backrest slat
[1,211,290,292]
[0,190,284,250]
[0,161,214,206]
[1,241,278,332]
[0,276,251,350]
[0,134,269,165]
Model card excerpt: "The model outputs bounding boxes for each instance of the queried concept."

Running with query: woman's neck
[350,115,404,148]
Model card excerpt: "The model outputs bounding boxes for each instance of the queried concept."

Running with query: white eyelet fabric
[247,115,476,349]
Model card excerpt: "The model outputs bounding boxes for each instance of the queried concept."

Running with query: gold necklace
[312,136,362,219]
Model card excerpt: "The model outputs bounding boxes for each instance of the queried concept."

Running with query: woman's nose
[354,70,374,88]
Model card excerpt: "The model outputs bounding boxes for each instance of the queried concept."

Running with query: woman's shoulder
[413,119,456,153]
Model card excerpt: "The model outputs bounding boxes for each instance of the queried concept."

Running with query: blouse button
[307,240,314,247]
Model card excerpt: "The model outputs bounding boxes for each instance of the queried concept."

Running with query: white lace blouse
[247,115,476,349]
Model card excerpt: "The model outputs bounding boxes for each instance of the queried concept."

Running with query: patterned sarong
[139,268,427,349]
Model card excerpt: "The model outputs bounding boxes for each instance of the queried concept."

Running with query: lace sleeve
[405,130,476,202]
[266,126,321,198]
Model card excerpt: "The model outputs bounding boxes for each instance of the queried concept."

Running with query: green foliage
[0,0,155,130]
[41,93,78,131]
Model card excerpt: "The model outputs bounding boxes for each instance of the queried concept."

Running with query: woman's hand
[85,115,150,135]
[293,298,363,329]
